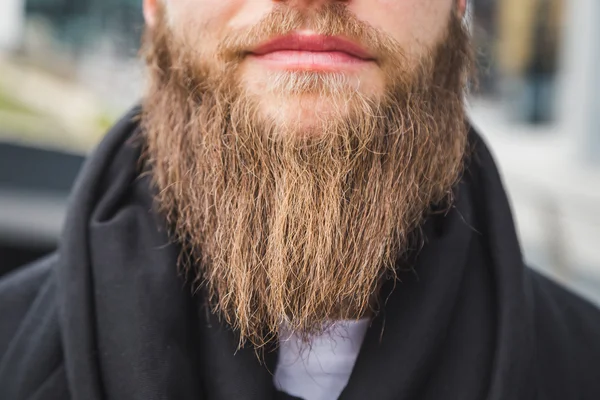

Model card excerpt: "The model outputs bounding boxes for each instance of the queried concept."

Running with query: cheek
[168,0,266,33]
[168,0,239,35]
[169,0,272,57]
[351,0,453,56]
[166,0,232,60]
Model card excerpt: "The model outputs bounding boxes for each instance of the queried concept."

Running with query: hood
[54,106,536,400]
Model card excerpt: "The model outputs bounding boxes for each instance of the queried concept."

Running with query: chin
[238,67,386,137]
[258,95,352,136]
[241,62,384,96]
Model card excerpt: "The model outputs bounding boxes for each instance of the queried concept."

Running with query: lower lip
[249,50,372,72]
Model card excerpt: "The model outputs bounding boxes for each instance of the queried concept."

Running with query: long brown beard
[141,4,473,348]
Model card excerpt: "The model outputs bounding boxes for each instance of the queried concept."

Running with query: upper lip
[250,33,375,61]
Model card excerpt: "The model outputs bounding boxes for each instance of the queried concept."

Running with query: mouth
[247,32,376,72]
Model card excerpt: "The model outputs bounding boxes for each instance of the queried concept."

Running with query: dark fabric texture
[1,107,600,400]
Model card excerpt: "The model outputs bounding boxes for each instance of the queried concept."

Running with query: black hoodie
[1,107,599,400]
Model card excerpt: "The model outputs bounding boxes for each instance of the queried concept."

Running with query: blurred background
[0,0,599,304]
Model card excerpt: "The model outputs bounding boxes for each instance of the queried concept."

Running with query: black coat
[1,107,599,400]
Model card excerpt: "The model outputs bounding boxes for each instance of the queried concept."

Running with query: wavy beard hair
[141,3,473,349]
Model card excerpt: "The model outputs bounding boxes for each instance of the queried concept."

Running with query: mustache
[217,3,404,65]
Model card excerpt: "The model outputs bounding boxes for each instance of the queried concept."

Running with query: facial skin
[144,0,466,130]
[140,0,472,349]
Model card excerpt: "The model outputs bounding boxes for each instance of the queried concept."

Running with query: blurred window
[473,0,565,124]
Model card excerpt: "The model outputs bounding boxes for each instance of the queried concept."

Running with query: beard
[141,3,473,348]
